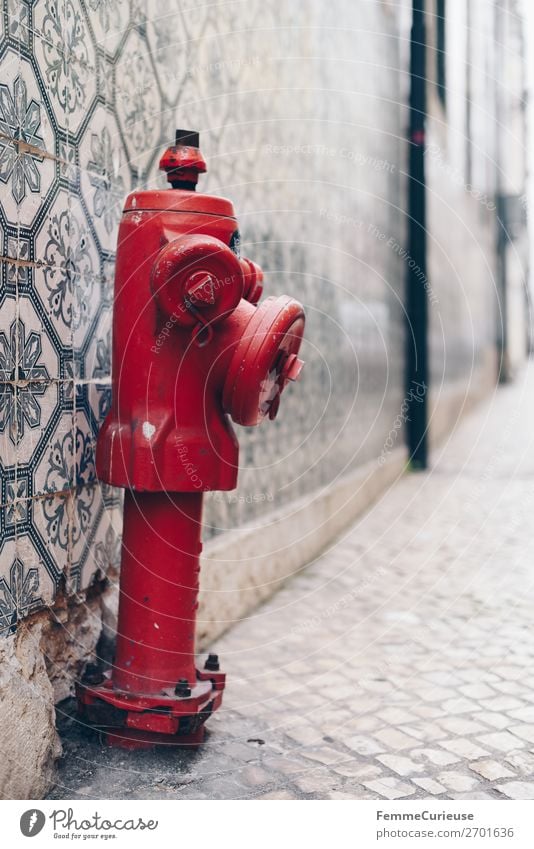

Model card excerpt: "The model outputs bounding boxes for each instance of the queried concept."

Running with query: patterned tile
[85,0,129,59]
[115,27,163,174]
[78,105,126,254]
[69,482,122,592]
[17,492,69,585]
[0,539,46,637]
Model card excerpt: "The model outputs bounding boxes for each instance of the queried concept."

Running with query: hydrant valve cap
[152,235,245,328]
[223,295,305,426]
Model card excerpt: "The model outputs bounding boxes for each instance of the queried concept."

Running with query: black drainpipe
[406,0,429,469]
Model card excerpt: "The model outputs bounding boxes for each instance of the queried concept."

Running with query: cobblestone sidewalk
[49,364,534,800]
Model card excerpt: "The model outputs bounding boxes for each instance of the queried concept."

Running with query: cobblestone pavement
[49,364,534,800]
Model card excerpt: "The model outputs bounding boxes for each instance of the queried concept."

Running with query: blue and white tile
[69,482,122,592]
[115,28,163,174]
[83,305,112,383]
[79,105,127,254]
[146,0,187,105]
[87,0,130,59]
[72,402,98,489]
[0,51,57,229]
[16,376,75,499]
[17,493,69,591]
[5,0,27,46]
[0,537,48,638]
[34,0,98,138]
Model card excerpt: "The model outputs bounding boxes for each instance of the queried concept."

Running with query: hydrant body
[76,132,305,748]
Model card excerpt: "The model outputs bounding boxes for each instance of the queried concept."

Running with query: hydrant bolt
[175,679,192,698]
[82,664,105,686]
[204,654,220,672]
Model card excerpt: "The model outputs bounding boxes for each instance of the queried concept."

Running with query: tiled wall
[0,0,410,634]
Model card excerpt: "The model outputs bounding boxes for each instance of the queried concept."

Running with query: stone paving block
[504,751,534,776]
[414,686,454,703]
[477,731,526,753]
[441,697,480,715]
[376,707,416,725]
[491,681,526,697]
[262,756,315,776]
[492,666,525,681]
[401,722,448,742]
[479,696,525,712]
[410,748,461,766]
[438,716,488,736]
[377,754,426,777]
[469,759,515,781]
[363,776,415,799]
[345,734,386,756]
[495,782,534,800]
[332,762,383,779]
[239,765,276,789]
[449,791,496,800]
[413,777,447,795]
[284,725,323,746]
[292,771,340,795]
[436,772,481,793]
[373,728,419,751]
[508,707,534,723]
[508,725,534,744]
[413,705,445,720]
[325,790,364,800]
[439,738,490,760]
[473,712,512,730]
[456,670,501,684]
[425,671,464,687]
[300,747,346,766]
[360,679,397,695]
[343,714,384,733]
[458,683,496,700]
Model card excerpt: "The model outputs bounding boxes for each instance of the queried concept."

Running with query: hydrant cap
[223,295,305,426]
[152,235,245,329]
[159,128,207,189]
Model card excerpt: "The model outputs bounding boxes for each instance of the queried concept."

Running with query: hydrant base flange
[76,666,225,750]
[104,727,206,750]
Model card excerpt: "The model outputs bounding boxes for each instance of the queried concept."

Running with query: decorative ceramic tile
[69,482,122,592]
[34,0,98,137]
[0,538,45,637]
[17,493,69,586]
[145,0,187,105]
[6,0,29,46]
[83,307,112,383]
[17,381,74,498]
[79,105,126,253]
[0,49,57,228]
[115,28,163,174]
[87,0,130,59]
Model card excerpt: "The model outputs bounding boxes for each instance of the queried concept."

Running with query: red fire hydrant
[76,130,305,749]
